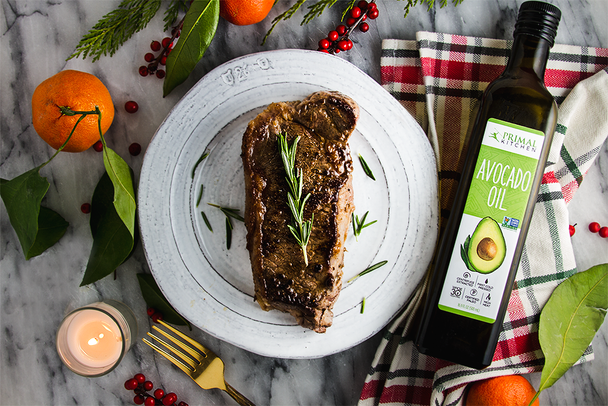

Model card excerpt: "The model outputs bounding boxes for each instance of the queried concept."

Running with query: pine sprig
[278,134,314,266]
[399,0,464,17]
[68,0,163,62]
[163,0,189,31]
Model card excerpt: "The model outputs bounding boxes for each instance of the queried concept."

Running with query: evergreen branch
[163,0,189,31]
[278,134,313,266]
[68,0,162,62]
[399,0,464,17]
[262,0,306,45]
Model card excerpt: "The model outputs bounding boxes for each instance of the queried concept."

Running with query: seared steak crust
[241,91,359,333]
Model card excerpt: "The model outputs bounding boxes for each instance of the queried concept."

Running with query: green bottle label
[438,118,545,323]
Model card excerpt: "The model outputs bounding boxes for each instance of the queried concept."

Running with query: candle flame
[87,333,104,346]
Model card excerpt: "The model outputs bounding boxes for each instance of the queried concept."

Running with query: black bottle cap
[514,1,561,47]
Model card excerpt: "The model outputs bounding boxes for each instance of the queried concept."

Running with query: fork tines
[142,320,207,373]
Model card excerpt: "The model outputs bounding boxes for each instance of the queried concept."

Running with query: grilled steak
[241,91,359,333]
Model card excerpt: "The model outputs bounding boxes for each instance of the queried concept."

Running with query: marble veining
[1,1,607,405]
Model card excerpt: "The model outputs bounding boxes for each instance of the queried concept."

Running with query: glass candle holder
[56,300,138,377]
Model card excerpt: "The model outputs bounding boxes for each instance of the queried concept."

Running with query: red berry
[93,141,103,152]
[318,49,330,53]
[368,8,379,19]
[178,402,188,406]
[318,38,330,49]
[81,203,91,214]
[336,24,347,35]
[134,395,145,405]
[144,397,156,406]
[346,17,357,26]
[144,381,154,391]
[569,224,576,236]
[151,312,164,323]
[154,389,165,400]
[162,37,172,48]
[163,393,178,405]
[125,101,139,113]
[139,66,149,77]
[358,0,368,10]
[328,30,339,41]
[160,56,167,65]
[338,40,349,51]
[129,143,142,156]
[144,53,155,63]
[368,2,377,11]
[134,373,146,383]
[589,222,601,233]
[147,307,156,317]
[600,226,608,238]
[359,22,370,32]
[350,6,362,18]
[124,378,138,390]
[156,69,166,79]
[151,40,161,51]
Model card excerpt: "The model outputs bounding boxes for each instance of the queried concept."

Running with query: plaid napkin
[359,32,608,406]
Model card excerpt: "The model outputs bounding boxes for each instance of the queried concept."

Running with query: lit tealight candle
[66,309,123,368]
[56,301,137,377]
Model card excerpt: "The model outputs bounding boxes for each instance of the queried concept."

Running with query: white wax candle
[65,309,123,368]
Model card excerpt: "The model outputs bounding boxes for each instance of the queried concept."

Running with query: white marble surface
[1,1,606,405]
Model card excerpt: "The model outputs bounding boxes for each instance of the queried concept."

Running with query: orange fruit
[31,70,114,153]
[465,375,539,406]
[220,0,274,26]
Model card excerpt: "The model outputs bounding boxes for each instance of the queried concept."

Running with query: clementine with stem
[31,70,114,153]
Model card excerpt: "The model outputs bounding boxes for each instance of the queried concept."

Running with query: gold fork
[143,320,256,406]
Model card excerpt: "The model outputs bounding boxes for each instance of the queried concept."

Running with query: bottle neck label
[437,118,545,323]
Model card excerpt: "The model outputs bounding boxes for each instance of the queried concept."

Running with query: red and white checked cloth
[359,32,608,406]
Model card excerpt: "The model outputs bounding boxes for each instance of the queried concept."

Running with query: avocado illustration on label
[460,217,506,274]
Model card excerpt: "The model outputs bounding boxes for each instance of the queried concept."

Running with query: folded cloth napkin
[359,31,608,406]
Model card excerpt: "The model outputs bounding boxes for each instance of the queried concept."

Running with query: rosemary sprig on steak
[278,134,314,266]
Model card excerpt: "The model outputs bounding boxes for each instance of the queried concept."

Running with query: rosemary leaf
[68,0,162,62]
[358,154,376,181]
[225,217,232,249]
[347,260,388,283]
[191,151,209,178]
[196,184,204,207]
[360,297,366,314]
[352,211,377,241]
[201,210,213,232]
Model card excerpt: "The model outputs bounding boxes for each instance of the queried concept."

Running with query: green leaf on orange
[1,167,68,260]
[137,273,191,327]
[531,263,608,404]
[163,0,219,97]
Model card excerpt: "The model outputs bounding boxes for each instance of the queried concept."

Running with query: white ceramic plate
[138,49,438,359]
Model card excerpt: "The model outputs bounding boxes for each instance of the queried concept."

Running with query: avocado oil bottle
[414,1,561,370]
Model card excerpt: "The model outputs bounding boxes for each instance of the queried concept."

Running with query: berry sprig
[124,373,188,406]
[139,21,183,79]
[147,307,164,323]
[317,1,379,54]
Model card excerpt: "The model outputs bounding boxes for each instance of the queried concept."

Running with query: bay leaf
[137,273,191,327]
[102,145,136,237]
[80,172,134,286]
[163,0,219,97]
[0,167,68,259]
[533,263,608,403]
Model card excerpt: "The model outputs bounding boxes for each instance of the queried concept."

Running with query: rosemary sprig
[207,203,245,222]
[278,134,313,266]
[352,211,377,241]
[360,296,366,314]
[347,260,388,283]
[358,154,376,180]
